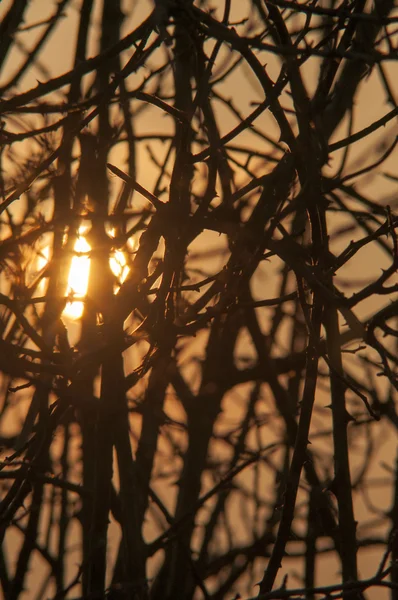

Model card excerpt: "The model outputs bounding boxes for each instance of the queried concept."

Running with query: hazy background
[0,1,397,598]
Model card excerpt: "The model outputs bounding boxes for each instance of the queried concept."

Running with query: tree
[0,0,397,598]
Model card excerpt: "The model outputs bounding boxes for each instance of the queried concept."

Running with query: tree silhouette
[0,1,397,599]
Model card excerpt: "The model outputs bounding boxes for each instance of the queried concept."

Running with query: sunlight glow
[107,227,130,291]
[37,244,50,295]
[63,234,91,320]
[110,249,129,290]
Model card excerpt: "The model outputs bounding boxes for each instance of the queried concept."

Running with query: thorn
[345,409,356,424]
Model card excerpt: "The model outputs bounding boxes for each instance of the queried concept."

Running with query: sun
[63,232,91,319]
[62,228,130,320]
[35,227,131,320]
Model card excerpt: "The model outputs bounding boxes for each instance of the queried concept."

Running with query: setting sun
[63,233,91,319]
[61,229,130,319]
